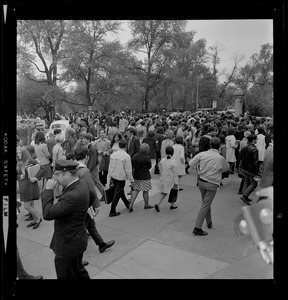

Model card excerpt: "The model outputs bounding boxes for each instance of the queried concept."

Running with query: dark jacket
[239,143,259,175]
[131,152,152,180]
[41,179,91,257]
[76,165,100,208]
[87,143,98,172]
[153,133,165,152]
[128,135,140,158]
[142,136,157,159]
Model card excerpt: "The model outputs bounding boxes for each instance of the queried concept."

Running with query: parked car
[45,120,71,140]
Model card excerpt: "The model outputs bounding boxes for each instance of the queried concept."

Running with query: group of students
[16,109,273,278]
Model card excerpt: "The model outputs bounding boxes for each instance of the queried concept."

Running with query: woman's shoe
[144,204,154,209]
[27,221,36,228]
[154,204,160,212]
[33,218,42,229]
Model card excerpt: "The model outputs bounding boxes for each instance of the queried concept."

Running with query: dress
[172,144,186,176]
[157,157,178,193]
[17,159,40,202]
[225,134,237,163]
[256,133,266,162]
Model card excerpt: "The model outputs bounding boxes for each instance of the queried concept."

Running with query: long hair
[17,146,32,173]
[34,131,45,145]
[111,133,122,147]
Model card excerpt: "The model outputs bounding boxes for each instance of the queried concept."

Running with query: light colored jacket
[189,148,229,186]
[107,149,134,183]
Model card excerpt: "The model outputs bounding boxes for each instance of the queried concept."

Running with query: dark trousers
[154,151,161,173]
[243,170,258,197]
[99,170,108,186]
[54,253,90,279]
[110,177,130,214]
[86,214,104,247]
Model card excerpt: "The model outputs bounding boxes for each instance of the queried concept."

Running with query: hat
[54,160,79,173]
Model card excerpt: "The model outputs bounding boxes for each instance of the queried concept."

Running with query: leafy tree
[17,20,66,121]
[127,20,188,112]
[235,43,273,116]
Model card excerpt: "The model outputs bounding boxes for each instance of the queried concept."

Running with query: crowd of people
[16,108,273,279]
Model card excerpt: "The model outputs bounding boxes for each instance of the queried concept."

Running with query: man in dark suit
[126,127,140,158]
[89,118,100,141]
[41,160,92,279]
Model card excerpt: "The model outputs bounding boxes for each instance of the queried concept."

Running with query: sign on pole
[212,100,217,109]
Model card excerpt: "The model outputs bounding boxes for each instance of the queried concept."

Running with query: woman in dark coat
[128,143,154,212]
[142,130,157,173]
[17,146,42,229]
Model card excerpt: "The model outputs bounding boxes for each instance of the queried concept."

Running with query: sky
[110,20,273,77]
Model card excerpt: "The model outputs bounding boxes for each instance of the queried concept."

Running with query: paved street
[9,169,273,279]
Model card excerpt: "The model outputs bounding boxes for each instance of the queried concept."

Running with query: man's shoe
[240,195,252,205]
[154,204,160,212]
[207,223,212,229]
[81,261,89,267]
[129,207,133,212]
[27,221,36,228]
[109,212,121,217]
[170,205,178,210]
[19,274,43,280]
[193,228,208,236]
[33,218,42,229]
[99,240,115,253]
[25,215,33,221]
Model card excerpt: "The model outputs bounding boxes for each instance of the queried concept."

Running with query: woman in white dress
[172,136,186,191]
[155,146,179,212]
[225,127,238,174]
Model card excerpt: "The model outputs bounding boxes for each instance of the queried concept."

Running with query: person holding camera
[189,137,229,236]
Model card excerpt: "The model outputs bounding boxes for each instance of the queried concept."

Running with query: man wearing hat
[41,159,93,279]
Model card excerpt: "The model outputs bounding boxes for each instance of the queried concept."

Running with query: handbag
[104,181,115,204]
[99,155,110,171]
[168,187,178,203]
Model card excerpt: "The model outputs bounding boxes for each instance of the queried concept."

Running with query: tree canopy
[17,20,273,119]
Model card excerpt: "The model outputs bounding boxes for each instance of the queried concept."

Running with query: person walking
[74,147,115,256]
[106,139,133,217]
[154,146,179,212]
[160,129,174,160]
[239,134,259,205]
[172,136,186,191]
[153,127,165,174]
[41,160,91,279]
[33,131,53,190]
[198,125,216,153]
[189,137,229,236]
[94,129,111,189]
[128,143,154,212]
[142,130,157,173]
[17,147,42,229]
[256,126,266,175]
[225,127,238,174]
[259,133,273,189]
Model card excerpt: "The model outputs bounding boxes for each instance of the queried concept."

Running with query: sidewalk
[14,170,273,279]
